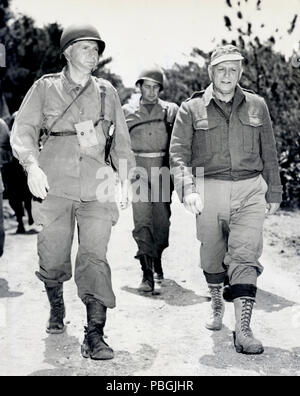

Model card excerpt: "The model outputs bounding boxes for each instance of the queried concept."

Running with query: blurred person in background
[2,112,34,234]
[0,117,13,256]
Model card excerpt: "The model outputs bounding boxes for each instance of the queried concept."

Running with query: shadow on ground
[29,331,158,376]
[6,228,39,236]
[255,288,297,312]
[221,287,296,313]
[0,278,23,298]
[199,325,300,376]
[122,279,209,306]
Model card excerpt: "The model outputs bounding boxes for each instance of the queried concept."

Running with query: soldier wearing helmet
[123,67,178,293]
[170,44,282,355]
[11,24,135,360]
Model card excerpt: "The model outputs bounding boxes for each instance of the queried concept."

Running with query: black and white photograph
[0,0,299,379]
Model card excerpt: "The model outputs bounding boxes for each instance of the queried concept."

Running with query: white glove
[183,192,203,215]
[27,164,49,200]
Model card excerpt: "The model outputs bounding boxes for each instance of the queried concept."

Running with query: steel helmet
[60,23,105,54]
[135,67,164,91]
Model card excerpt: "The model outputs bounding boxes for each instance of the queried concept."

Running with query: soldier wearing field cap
[11,23,135,360]
[123,67,178,292]
[170,44,282,354]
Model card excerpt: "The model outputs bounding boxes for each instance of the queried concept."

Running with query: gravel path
[0,197,299,376]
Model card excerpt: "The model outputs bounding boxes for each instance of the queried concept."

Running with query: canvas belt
[134,151,166,158]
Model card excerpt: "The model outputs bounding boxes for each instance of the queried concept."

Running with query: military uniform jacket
[169,84,282,203]
[122,98,178,155]
[10,67,135,201]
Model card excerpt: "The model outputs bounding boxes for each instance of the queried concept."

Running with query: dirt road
[0,197,299,376]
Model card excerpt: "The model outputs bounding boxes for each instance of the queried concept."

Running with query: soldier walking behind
[123,68,178,292]
[0,117,13,256]
[170,45,282,354]
[2,112,34,234]
[11,24,135,360]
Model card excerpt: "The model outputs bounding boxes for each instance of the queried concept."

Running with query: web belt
[50,131,77,136]
[134,151,166,158]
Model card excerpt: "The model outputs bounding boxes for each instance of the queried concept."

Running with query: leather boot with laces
[81,296,114,360]
[205,283,225,331]
[45,284,65,334]
[138,255,154,292]
[233,297,264,355]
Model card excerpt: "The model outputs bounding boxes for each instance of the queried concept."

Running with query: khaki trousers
[196,174,267,287]
[32,195,119,308]
[131,156,172,259]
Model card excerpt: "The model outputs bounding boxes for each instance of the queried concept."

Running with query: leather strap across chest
[129,108,169,133]
[49,82,107,138]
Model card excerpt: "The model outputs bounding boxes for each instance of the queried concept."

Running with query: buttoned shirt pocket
[76,121,107,159]
[42,95,66,128]
[239,114,263,154]
[43,109,61,130]
[193,118,220,158]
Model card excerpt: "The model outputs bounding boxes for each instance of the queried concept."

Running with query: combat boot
[153,257,164,281]
[28,215,34,226]
[205,284,225,331]
[16,221,25,234]
[45,284,65,334]
[81,296,114,360]
[138,255,154,292]
[233,297,264,355]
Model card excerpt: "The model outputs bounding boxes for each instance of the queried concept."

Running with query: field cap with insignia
[210,44,244,66]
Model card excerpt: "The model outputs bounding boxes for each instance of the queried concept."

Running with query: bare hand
[27,164,49,200]
[183,193,203,215]
[265,202,280,216]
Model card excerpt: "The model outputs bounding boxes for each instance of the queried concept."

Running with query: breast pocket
[239,114,262,154]
[43,110,61,129]
[193,118,220,158]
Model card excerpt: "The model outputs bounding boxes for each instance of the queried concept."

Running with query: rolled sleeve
[260,99,282,203]
[169,101,196,201]
[10,79,45,170]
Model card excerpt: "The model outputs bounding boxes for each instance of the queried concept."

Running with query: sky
[11,0,300,87]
